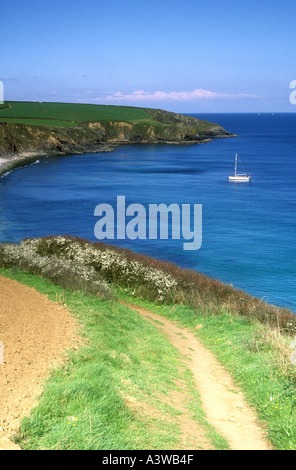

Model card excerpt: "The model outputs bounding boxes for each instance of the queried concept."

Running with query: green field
[0,101,161,128]
[0,268,228,451]
[1,237,296,450]
[1,267,296,450]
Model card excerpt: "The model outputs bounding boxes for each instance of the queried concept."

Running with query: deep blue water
[0,113,295,311]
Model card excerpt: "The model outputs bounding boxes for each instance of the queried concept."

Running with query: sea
[0,113,295,311]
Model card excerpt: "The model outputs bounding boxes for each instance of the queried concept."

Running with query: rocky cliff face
[0,109,232,159]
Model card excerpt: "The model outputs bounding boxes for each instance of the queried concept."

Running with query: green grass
[0,268,228,450]
[2,265,296,450]
[117,289,296,450]
[0,101,161,128]
[0,117,77,127]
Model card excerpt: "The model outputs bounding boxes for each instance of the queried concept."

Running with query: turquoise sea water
[0,113,295,311]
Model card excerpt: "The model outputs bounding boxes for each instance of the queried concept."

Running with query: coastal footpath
[0,102,232,176]
[0,236,295,450]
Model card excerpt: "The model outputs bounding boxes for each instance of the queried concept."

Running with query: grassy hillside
[1,269,228,450]
[0,101,231,169]
[1,238,296,449]
[0,101,162,128]
[1,237,296,450]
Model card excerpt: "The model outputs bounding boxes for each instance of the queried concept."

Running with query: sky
[1,0,296,112]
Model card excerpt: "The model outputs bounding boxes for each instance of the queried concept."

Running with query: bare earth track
[122,301,273,450]
[0,275,272,450]
[0,276,79,450]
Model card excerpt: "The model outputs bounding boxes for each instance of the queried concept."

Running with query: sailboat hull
[229,175,251,182]
[229,154,251,181]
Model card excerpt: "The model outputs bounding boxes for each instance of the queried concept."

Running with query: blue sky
[1,0,295,112]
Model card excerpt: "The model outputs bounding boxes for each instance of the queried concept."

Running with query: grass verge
[1,234,296,450]
[0,268,228,450]
[117,289,296,450]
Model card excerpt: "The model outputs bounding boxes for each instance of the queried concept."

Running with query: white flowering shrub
[0,242,113,299]
[1,237,295,331]
[19,237,181,303]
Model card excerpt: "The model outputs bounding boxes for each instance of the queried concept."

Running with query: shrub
[1,235,295,333]
[0,243,113,299]
[21,236,180,303]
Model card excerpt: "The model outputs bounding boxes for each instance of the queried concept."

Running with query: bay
[0,113,295,311]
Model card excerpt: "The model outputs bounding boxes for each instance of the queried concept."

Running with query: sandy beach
[0,152,46,177]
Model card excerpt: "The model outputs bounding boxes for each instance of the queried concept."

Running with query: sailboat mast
[229,153,250,182]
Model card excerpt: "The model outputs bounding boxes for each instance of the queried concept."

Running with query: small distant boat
[229,153,251,182]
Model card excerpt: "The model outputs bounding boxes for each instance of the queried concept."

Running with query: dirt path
[0,274,272,450]
[122,301,273,451]
[0,276,79,450]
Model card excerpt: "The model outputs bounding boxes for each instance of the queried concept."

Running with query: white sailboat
[229,153,251,182]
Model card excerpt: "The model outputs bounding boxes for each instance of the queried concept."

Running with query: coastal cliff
[0,102,233,174]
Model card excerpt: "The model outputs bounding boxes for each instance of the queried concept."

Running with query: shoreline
[0,134,232,178]
[0,102,234,177]
[0,145,115,178]
[0,152,49,177]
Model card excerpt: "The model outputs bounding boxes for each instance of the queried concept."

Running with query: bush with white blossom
[0,241,113,299]
[0,236,181,303]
